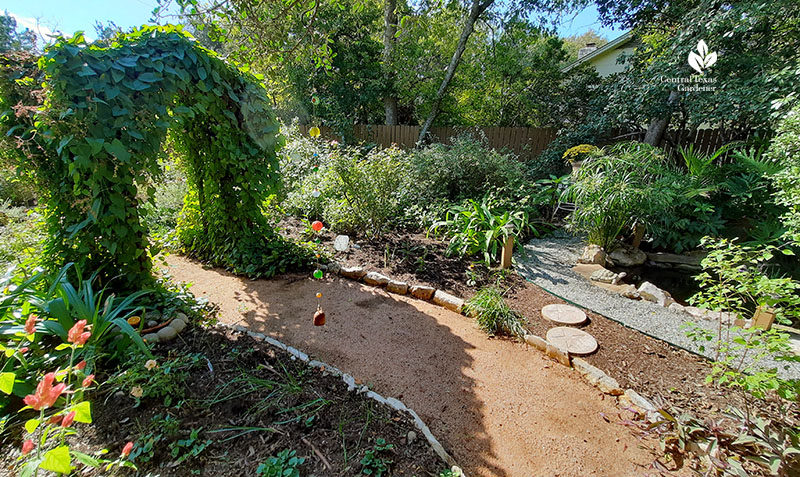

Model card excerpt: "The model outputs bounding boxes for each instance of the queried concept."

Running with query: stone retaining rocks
[386,280,409,295]
[340,266,367,280]
[432,290,464,313]
[545,342,571,367]
[364,271,391,286]
[410,285,435,300]
[524,334,547,351]
[156,325,178,341]
[572,358,623,395]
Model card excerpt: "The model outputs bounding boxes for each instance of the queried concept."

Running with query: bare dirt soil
[166,255,674,477]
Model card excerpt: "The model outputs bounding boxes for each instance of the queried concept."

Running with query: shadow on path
[166,255,658,476]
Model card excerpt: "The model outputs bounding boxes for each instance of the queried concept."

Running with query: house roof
[561,31,634,73]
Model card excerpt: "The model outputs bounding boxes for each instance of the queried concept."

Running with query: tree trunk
[382,0,398,125]
[644,90,680,147]
[417,0,494,144]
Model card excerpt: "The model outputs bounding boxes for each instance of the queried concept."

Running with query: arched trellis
[1,26,311,290]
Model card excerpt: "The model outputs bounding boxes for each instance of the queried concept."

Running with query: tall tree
[417,0,493,143]
[0,13,36,53]
[382,0,399,125]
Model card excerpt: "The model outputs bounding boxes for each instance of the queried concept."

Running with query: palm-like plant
[565,142,678,250]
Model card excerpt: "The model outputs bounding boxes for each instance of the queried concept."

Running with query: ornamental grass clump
[463,287,527,339]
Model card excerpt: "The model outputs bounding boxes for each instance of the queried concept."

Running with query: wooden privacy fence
[297,124,749,161]
[298,124,558,160]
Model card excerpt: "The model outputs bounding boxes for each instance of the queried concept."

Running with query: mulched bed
[505,281,730,412]
[278,216,493,298]
[2,327,444,476]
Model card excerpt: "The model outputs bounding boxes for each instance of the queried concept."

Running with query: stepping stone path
[546,327,598,356]
[541,304,587,325]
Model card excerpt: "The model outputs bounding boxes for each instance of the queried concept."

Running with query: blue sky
[4,0,622,45]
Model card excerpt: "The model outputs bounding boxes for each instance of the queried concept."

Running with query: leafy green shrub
[0,264,151,366]
[408,134,531,207]
[566,142,677,250]
[463,287,527,339]
[285,144,410,237]
[649,144,786,253]
[687,238,800,398]
[769,104,800,243]
[257,449,305,477]
[430,196,535,266]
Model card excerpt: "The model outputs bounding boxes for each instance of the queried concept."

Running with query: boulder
[608,244,647,267]
[327,261,342,274]
[409,285,435,300]
[668,303,686,313]
[363,272,391,287]
[578,244,606,265]
[637,281,675,307]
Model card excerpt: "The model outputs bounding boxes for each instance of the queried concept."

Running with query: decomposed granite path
[166,255,667,477]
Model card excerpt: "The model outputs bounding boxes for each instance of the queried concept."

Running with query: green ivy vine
[1,25,315,290]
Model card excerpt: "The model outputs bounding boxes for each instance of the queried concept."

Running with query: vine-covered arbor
[1,26,309,289]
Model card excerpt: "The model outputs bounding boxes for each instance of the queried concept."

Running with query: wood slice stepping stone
[546,327,598,356]
[541,304,587,326]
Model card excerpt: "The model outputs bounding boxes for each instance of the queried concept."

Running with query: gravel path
[516,231,800,379]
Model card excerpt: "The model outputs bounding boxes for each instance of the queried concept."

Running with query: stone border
[325,261,663,422]
[216,322,460,471]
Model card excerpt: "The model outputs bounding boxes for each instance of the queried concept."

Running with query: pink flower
[67,320,91,346]
[75,360,87,371]
[22,439,34,455]
[23,372,67,410]
[19,347,28,354]
[47,414,63,425]
[61,411,76,428]
[24,315,36,335]
[121,441,134,457]
[81,374,94,388]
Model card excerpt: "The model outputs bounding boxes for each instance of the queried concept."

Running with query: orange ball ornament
[311,220,324,232]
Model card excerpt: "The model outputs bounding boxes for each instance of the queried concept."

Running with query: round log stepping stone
[546,327,598,355]
[541,304,587,325]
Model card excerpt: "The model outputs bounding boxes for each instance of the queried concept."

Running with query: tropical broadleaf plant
[430,196,535,266]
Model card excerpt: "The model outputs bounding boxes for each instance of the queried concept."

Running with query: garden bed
[2,327,444,476]
[277,216,497,298]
